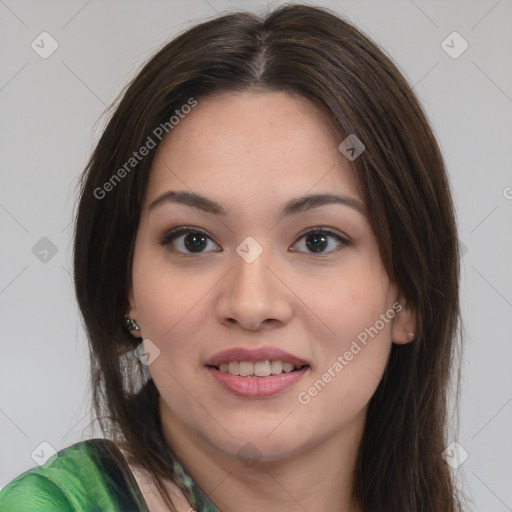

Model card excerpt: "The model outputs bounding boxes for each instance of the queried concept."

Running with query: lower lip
[207,366,309,398]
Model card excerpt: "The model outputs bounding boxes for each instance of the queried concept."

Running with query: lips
[205,347,310,398]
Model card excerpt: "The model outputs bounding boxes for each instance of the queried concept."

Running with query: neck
[160,398,365,512]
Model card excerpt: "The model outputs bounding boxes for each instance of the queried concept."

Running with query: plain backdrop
[1,1,511,510]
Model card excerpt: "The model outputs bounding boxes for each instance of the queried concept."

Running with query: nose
[215,247,293,332]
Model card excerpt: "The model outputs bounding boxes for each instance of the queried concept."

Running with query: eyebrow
[148,190,365,218]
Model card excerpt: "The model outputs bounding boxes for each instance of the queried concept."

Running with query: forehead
[144,91,361,209]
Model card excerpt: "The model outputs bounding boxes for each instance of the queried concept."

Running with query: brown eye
[160,227,220,254]
[292,228,349,254]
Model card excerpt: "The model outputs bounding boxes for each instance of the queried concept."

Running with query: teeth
[282,362,294,373]
[270,360,283,374]
[216,360,304,377]
[228,361,239,375]
[254,361,271,377]
[239,361,254,376]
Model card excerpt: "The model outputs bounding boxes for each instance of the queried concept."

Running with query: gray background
[1,1,511,510]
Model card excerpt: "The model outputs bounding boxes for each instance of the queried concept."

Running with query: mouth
[207,360,309,377]
[204,347,310,398]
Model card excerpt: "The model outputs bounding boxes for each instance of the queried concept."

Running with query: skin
[127,91,416,512]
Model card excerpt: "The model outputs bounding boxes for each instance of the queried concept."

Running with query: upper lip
[205,347,309,367]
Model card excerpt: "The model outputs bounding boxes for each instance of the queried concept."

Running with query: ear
[125,286,142,339]
[391,293,417,345]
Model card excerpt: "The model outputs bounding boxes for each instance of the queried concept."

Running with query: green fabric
[171,454,220,512]
[0,438,220,512]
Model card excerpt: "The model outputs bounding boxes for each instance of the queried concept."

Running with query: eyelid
[159,225,220,249]
[294,226,350,244]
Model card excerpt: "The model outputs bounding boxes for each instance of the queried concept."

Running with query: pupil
[185,233,207,252]
[306,233,327,252]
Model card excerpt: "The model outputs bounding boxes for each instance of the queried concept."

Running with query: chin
[202,420,316,463]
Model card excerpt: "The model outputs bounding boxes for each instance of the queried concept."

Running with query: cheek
[132,246,214,344]
[295,295,394,438]
[306,261,394,349]
[301,262,395,403]
[332,289,395,351]
[132,260,213,411]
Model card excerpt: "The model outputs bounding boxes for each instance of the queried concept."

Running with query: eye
[160,226,349,256]
[160,226,220,254]
[291,228,349,254]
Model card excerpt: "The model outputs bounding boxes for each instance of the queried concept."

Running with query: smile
[205,346,310,397]
[214,360,307,377]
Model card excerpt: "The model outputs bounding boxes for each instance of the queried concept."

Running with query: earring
[407,332,415,341]
[124,317,141,331]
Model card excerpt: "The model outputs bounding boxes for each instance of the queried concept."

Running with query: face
[127,91,415,461]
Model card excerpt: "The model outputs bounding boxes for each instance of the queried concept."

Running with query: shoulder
[0,438,117,512]
[0,473,73,511]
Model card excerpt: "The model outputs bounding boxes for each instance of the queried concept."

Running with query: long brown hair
[73,4,463,511]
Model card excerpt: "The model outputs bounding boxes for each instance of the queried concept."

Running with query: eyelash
[159,225,350,256]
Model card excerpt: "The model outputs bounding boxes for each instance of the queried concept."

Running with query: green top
[0,438,220,512]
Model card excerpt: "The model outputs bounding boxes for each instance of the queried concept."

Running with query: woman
[0,4,464,511]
